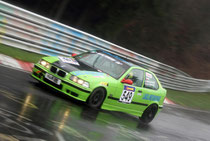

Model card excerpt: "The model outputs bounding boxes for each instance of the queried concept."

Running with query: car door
[115,68,148,114]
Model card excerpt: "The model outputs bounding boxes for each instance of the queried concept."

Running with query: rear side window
[125,69,144,87]
[144,72,159,90]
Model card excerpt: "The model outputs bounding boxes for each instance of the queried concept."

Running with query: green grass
[166,89,210,111]
[0,44,45,63]
[1,44,210,111]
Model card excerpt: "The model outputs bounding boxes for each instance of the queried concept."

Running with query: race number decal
[119,86,135,104]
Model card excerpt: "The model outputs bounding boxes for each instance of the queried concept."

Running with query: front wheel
[87,88,106,109]
[139,104,158,124]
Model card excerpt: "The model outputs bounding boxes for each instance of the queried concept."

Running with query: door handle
[138,90,142,93]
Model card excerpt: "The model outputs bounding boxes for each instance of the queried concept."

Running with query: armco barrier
[0,1,210,92]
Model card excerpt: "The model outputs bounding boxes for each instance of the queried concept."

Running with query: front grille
[33,71,45,78]
[50,66,57,73]
[33,72,38,77]
[50,66,67,78]
[57,70,66,77]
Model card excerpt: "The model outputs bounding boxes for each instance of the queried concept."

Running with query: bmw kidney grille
[50,66,66,77]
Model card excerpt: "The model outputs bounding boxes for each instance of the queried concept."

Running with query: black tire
[139,104,158,124]
[87,88,106,109]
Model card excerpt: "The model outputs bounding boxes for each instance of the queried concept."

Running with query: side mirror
[72,53,77,57]
[121,78,133,85]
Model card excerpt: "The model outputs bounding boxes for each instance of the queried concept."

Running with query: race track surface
[0,64,210,141]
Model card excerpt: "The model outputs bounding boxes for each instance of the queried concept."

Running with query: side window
[126,69,144,87]
[144,72,159,90]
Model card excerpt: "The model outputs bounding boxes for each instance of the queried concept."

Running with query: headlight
[40,60,50,69]
[82,82,89,88]
[40,60,47,66]
[46,64,50,69]
[70,75,89,88]
[71,76,78,82]
[77,79,84,85]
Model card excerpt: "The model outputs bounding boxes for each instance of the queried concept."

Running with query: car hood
[71,70,109,79]
[70,70,116,86]
[52,57,116,82]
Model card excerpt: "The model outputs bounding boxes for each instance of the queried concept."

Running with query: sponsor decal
[145,72,156,88]
[119,86,135,104]
[145,81,155,87]
[124,86,135,92]
[58,57,79,66]
[146,72,152,79]
[100,82,108,86]
[142,94,161,102]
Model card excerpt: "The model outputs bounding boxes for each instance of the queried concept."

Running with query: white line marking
[0,107,32,121]
[0,54,22,69]
[13,135,46,141]
[55,131,66,141]
[0,63,30,74]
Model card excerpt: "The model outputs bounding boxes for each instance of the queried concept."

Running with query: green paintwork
[32,53,166,119]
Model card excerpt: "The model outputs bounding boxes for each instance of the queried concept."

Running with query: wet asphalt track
[0,64,210,141]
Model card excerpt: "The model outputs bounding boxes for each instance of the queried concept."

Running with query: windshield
[75,52,130,79]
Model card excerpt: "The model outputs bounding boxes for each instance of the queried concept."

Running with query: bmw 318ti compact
[32,50,166,124]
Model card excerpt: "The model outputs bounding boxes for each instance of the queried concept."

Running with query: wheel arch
[86,86,108,102]
[139,103,159,124]
[148,102,159,108]
[141,102,159,117]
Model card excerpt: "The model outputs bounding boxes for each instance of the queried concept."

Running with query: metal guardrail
[0,1,210,92]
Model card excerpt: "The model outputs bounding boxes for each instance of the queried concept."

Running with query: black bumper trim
[62,81,91,93]
[107,96,119,101]
[131,101,148,106]
[108,96,148,106]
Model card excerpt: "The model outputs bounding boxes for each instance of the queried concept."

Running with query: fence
[0,1,210,92]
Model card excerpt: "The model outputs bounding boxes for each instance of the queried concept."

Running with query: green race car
[32,50,166,124]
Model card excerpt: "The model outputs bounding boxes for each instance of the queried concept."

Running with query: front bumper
[32,64,91,102]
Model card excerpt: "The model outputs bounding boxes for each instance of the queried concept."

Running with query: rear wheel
[87,88,106,109]
[139,104,158,124]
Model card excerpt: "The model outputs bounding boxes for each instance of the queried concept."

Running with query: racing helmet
[127,72,133,79]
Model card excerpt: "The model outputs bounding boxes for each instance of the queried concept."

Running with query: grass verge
[0,44,45,63]
[166,89,210,111]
